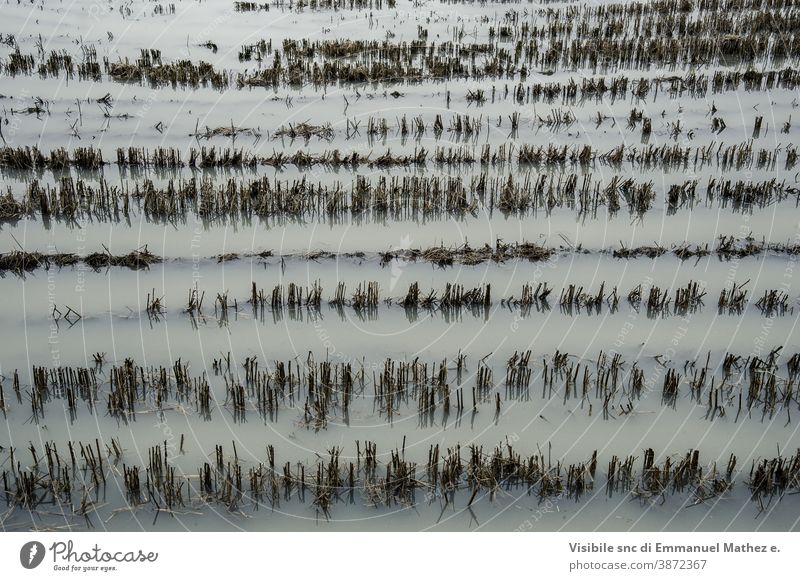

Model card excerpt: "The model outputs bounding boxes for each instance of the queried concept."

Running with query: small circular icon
[20,541,46,569]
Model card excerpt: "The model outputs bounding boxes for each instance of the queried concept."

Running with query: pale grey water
[1,0,799,531]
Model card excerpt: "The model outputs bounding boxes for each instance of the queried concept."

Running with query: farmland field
[0,0,799,532]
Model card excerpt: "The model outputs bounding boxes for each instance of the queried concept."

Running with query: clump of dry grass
[192,125,260,140]
[716,234,763,258]
[613,243,666,259]
[0,190,25,221]
[673,280,706,315]
[274,122,334,141]
[412,240,553,266]
[84,246,160,270]
[718,281,749,315]
[755,290,792,317]
[0,246,160,275]
[0,250,48,275]
[106,55,229,90]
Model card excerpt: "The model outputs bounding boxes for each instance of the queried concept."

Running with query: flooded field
[1,0,799,532]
